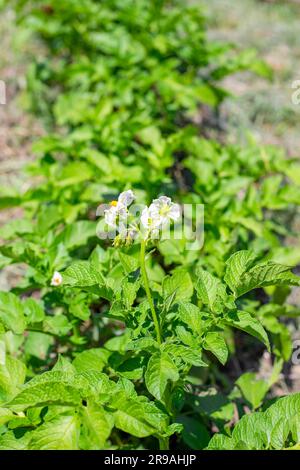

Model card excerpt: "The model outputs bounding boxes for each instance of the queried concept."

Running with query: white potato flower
[51,271,63,286]
[104,190,135,228]
[148,196,180,227]
[141,196,180,238]
[140,206,160,239]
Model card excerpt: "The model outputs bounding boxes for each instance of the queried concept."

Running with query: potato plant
[0,0,299,450]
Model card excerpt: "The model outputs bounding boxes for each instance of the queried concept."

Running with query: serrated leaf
[73,348,109,373]
[29,415,79,450]
[224,310,270,350]
[195,268,227,311]
[163,343,208,367]
[113,398,158,438]
[80,401,114,450]
[163,270,193,301]
[119,252,139,274]
[228,258,300,298]
[7,381,82,411]
[236,372,269,410]
[207,393,300,450]
[177,301,203,335]
[206,433,234,450]
[63,261,104,287]
[0,292,26,334]
[224,250,257,293]
[0,356,26,403]
[203,332,228,365]
[145,351,179,401]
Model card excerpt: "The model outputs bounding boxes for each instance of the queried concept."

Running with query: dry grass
[199,0,300,155]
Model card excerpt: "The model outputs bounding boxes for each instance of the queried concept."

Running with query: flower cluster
[50,191,180,286]
[104,190,135,229]
[102,190,180,243]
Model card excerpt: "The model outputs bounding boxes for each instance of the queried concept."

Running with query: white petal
[104,206,118,228]
[148,202,160,219]
[141,207,150,229]
[118,190,135,208]
[169,203,181,221]
[153,196,171,207]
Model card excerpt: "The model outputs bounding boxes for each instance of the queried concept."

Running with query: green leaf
[53,355,75,373]
[231,412,270,450]
[29,415,79,450]
[80,401,114,450]
[0,356,26,403]
[113,398,158,438]
[224,310,270,350]
[208,393,300,450]
[224,250,257,293]
[119,252,139,274]
[195,268,227,311]
[57,221,97,250]
[121,278,140,309]
[145,351,179,401]
[226,254,300,298]
[25,332,53,359]
[177,301,202,335]
[116,356,145,380]
[23,298,45,323]
[203,332,228,365]
[7,381,82,411]
[236,372,269,410]
[163,270,193,302]
[163,344,208,367]
[0,431,31,450]
[63,261,104,287]
[177,416,210,450]
[126,337,159,352]
[55,161,93,188]
[73,349,109,373]
[266,393,300,429]
[43,314,71,336]
[0,292,26,334]
[78,371,116,397]
[0,407,14,426]
[206,434,235,450]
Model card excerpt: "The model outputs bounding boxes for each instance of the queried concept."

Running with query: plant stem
[159,437,169,450]
[140,239,162,345]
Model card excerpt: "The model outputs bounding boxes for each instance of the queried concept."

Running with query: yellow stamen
[159,205,170,216]
[110,200,118,207]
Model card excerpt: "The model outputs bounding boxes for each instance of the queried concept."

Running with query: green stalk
[159,437,169,450]
[140,239,162,345]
